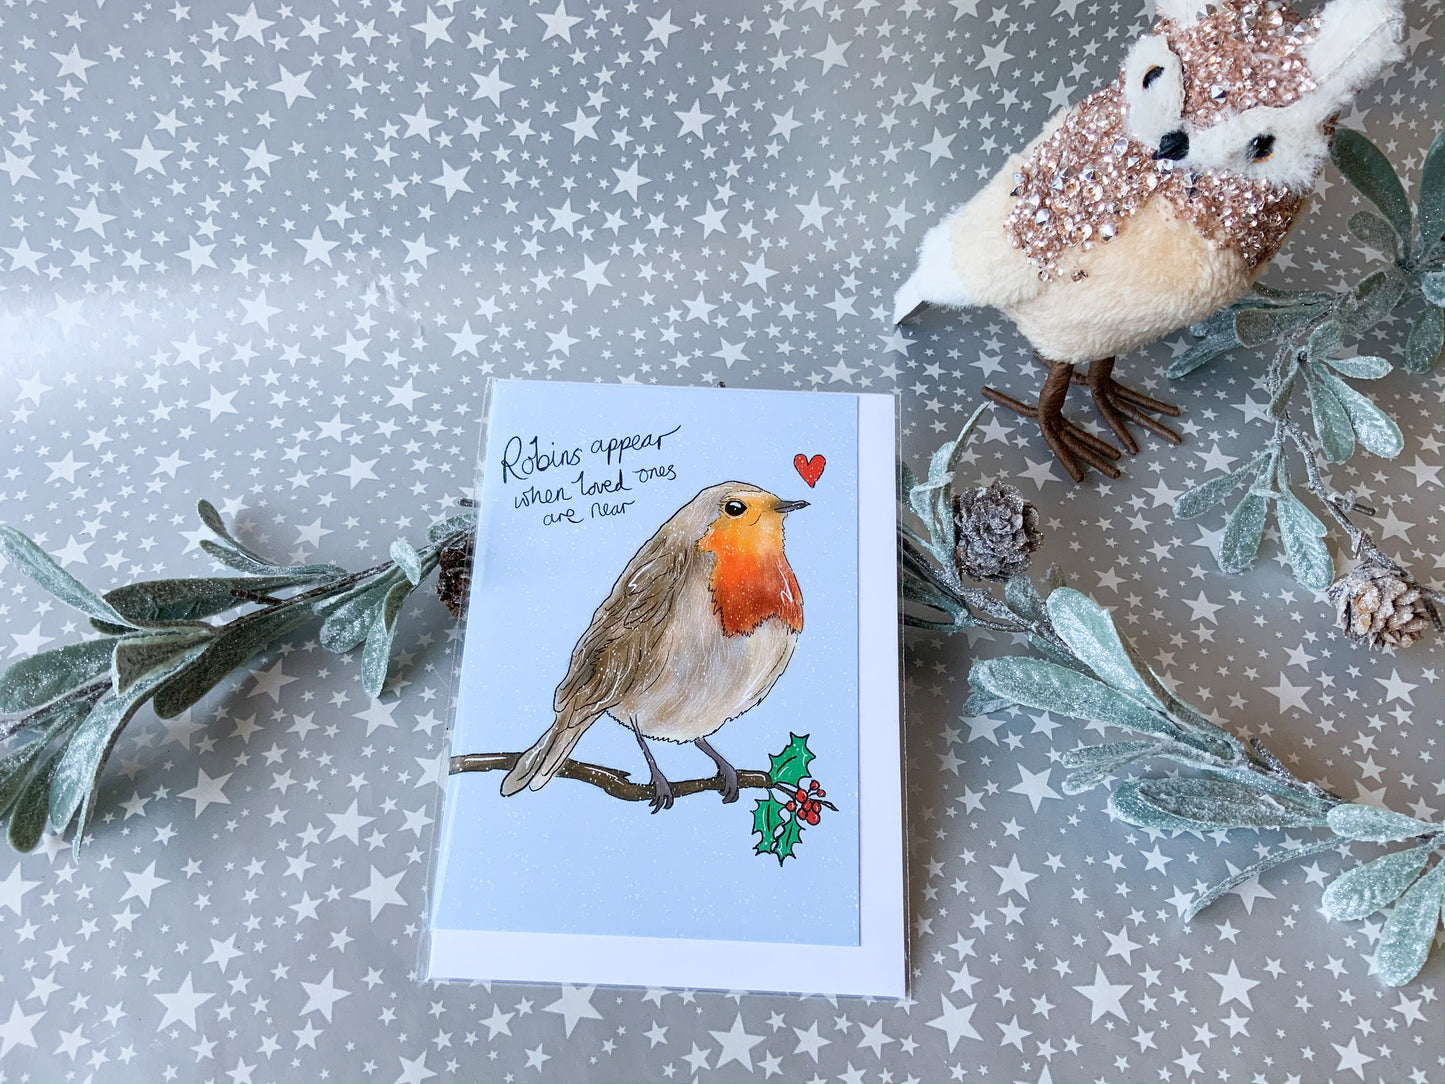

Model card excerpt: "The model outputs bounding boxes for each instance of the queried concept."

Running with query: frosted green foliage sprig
[0,501,475,853]
[900,452,1443,987]
[1169,128,1443,617]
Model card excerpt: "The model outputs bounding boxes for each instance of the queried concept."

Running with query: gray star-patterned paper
[0,0,1440,1081]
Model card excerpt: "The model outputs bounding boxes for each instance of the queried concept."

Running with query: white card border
[427,390,903,997]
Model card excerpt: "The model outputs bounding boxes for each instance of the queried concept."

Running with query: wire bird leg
[982,358,1124,482]
[983,356,1184,482]
[1081,355,1183,455]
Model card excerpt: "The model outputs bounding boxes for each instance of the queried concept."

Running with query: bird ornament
[502,482,808,812]
[893,0,1406,481]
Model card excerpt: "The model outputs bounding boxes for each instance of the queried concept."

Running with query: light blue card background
[432,380,862,945]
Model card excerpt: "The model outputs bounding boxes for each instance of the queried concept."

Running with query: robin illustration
[500,482,808,812]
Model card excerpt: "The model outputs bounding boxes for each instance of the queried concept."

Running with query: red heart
[793,453,826,488]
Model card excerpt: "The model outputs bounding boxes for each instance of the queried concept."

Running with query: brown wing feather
[501,519,702,796]
[552,522,697,725]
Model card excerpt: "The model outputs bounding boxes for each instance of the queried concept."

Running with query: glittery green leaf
[0,638,117,714]
[1059,741,1162,795]
[1301,365,1356,463]
[427,513,476,544]
[0,703,89,820]
[1417,131,1443,248]
[1045,588,1161,706]
[1218,491,1270,574]
[8,743,63,854]
[1375,862,1445,987]
[971,657,1179,741]
[1107,782,1204,833]
[50,645,204,839]
[1275,491,1333,591]
[1404,306,1443,375]
[360,579,414,699]
[1321,844,1434,922]
[101,575,317,627]
[390,539,424,586]
[961,690,1012,718]
[1337,268,1409,338]
[1133,777,1328,830]
[1320,354,1391,380]
[1327,803,1440,842]
[318,572,406,654]
[111,628,214,697]
[1004,574,1046,625]
[1316,370,1404,459]
[1173,454,1266,521]
[1331,128,1412,247]
[151,603,314,719]
[0,527,138,630]
[1347,209,1400,257]
[1167,326,1239,379]
[1233,303,1323,347]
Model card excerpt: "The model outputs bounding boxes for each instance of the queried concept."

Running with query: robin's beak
[773,499,809,514]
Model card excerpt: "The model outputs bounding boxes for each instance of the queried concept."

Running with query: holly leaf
[767,733,815,790]
[751,796,789,862]
[771,815,805,865]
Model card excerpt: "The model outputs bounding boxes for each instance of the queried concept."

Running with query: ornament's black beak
[774,499,809,513]
[1153,130,1190,161]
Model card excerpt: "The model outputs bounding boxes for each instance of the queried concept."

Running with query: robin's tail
[499,716,592,796]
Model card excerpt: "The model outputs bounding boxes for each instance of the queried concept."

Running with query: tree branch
[448,752,775,803]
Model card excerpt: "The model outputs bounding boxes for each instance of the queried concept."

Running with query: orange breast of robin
[698,518,803,637]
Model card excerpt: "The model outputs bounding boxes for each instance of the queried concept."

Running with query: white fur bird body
[893,0,1405,363]
[896,133,1258,363]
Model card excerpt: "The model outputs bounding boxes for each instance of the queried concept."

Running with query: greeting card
[426,379,903,996]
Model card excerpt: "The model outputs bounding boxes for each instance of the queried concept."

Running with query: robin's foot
[982,358,1124,483]
[647,768,675,813]
[695,737,739,804]
[1082,356,1182,455]
[630,720,675,813]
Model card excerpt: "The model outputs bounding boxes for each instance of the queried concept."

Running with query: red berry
[795,788,807,801]
[785,801,796,811]
[809,780,819,791]
[806,811,820,825]
[816,788,825,797]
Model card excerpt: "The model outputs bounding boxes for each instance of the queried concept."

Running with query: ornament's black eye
[1142,65,1165,89]
[1249,133,1276,162]
[724,499,747,517]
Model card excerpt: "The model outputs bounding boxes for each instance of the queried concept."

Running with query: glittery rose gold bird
[893,0,1404,481]
[501,482,807,812]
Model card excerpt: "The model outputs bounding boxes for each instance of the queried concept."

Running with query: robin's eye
[1248,133,1276,162]
[1142,65,1164,89]
[723,499,747,517]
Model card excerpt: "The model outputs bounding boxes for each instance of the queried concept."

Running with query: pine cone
[950,481,1042,582]
[436,532,475,618]
[1328,565,1435,649]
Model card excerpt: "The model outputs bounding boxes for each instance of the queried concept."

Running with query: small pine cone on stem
[1328,564,1441,649]
[950,481,1043,582]
[436,532,475,617]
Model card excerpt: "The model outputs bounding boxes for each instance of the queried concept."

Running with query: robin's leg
[629,720,674,813]
[694,737,739,804]
[982,358,1124,483]
[1080,356,1183,455]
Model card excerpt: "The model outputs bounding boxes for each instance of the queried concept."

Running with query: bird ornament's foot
[1081,356,1183,456]
[982,359,1124,483]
